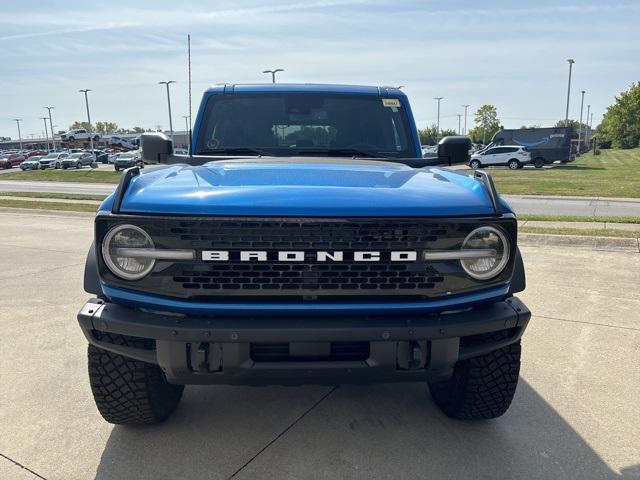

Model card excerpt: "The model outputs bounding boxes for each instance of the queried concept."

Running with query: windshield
[43,153,57,159]
[68,153,84,158]
[195,93,416,158]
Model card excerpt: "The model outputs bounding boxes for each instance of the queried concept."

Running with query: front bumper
[78,296,530,385]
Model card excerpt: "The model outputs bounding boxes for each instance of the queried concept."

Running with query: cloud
[0,0,370,41]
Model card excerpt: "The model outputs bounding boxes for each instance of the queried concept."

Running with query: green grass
[518,214,640,224]
[0,191,107,201]
[2,148,638,198]
[520,226,639,238]
[485,148,640,198]
[0,198,98,212]
[0,169,120,183]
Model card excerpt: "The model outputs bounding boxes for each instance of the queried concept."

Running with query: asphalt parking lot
[1,210,639,480]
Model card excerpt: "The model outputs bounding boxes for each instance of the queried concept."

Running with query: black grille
[169,220,449,250]
[174,264,445,292]
[97,216,516,301]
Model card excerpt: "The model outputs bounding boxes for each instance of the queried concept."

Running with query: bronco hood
[112,158,500,216]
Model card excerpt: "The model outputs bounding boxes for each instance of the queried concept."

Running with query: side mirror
[436,136,472,166]
[141,133,173,164]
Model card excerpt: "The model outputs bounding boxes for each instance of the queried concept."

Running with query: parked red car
[25,150,46,158]
[0,153,27,168]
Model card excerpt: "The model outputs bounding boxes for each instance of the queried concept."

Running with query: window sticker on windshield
[382,98,401,108]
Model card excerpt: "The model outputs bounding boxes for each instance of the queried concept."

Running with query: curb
[506,195,640,203]
[0,207,96,218]
[519,232,640,253]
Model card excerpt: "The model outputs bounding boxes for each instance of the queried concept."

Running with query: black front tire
[508,159,520,170]
[88,335,184,425]
[534,157,545,168]
[428,332,521,420]
[114,166,120,172]
[469,160,481,169]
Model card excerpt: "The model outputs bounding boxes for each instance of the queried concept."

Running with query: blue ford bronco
[78,84,530,425]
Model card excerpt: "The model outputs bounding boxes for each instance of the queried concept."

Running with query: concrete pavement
[505,194,640,217]
[1,179,640,216]
[1,210,639,479]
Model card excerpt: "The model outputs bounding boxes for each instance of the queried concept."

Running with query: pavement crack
[0,453,48,480]
[534,314,640,332]
[228,386,338,479]
[0,243,83,255]
[0,262,84,281]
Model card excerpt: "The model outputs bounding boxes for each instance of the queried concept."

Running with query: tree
[597,82,640,148]
[441,128,458,137]
[467,105,500,144]
[553,119,589,138]
[418,124,438,145]
[95,122,119,136]
[68,121,93,131]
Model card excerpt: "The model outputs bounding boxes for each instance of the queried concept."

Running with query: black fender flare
[508,246,526,294]
[84,242,102,295]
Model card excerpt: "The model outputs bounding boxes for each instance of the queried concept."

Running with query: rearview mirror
[141,133,173,164]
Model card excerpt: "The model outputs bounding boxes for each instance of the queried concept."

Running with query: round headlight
[460,226,510,280]
[102,225,155,280]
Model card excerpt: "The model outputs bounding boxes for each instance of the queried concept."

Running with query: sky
[1,0,639,139]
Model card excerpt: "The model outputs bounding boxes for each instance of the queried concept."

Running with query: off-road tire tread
[88,334,184,425]
[428,331,521,420]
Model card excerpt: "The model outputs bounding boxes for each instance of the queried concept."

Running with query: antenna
[188,34,193,157]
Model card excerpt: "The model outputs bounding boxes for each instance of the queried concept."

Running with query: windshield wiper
[295,148,384,158]
[197,147,272,156]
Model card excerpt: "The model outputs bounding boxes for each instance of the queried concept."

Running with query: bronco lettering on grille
[201,251,419,262]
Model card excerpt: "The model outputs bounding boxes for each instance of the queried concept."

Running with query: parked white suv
[108,135,137,149]
[60,129,100,142]
[469,145,531,169]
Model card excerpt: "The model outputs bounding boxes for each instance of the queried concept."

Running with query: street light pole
[585,104,591,150]
[461,104,470,135]
[41,117,50,152]
[158,81,176,139]
[13,119,23,150]
[457,114,462,135]
[44,106,56,151]
[565,59,575,127]
[182,115,190,153]
[79,89,95,156]
[433,97,443,142]
[577,90,585,155]
[263,69,284,83]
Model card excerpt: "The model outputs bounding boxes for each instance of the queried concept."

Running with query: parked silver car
[61,152,96,169]
[20,156,42,170]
